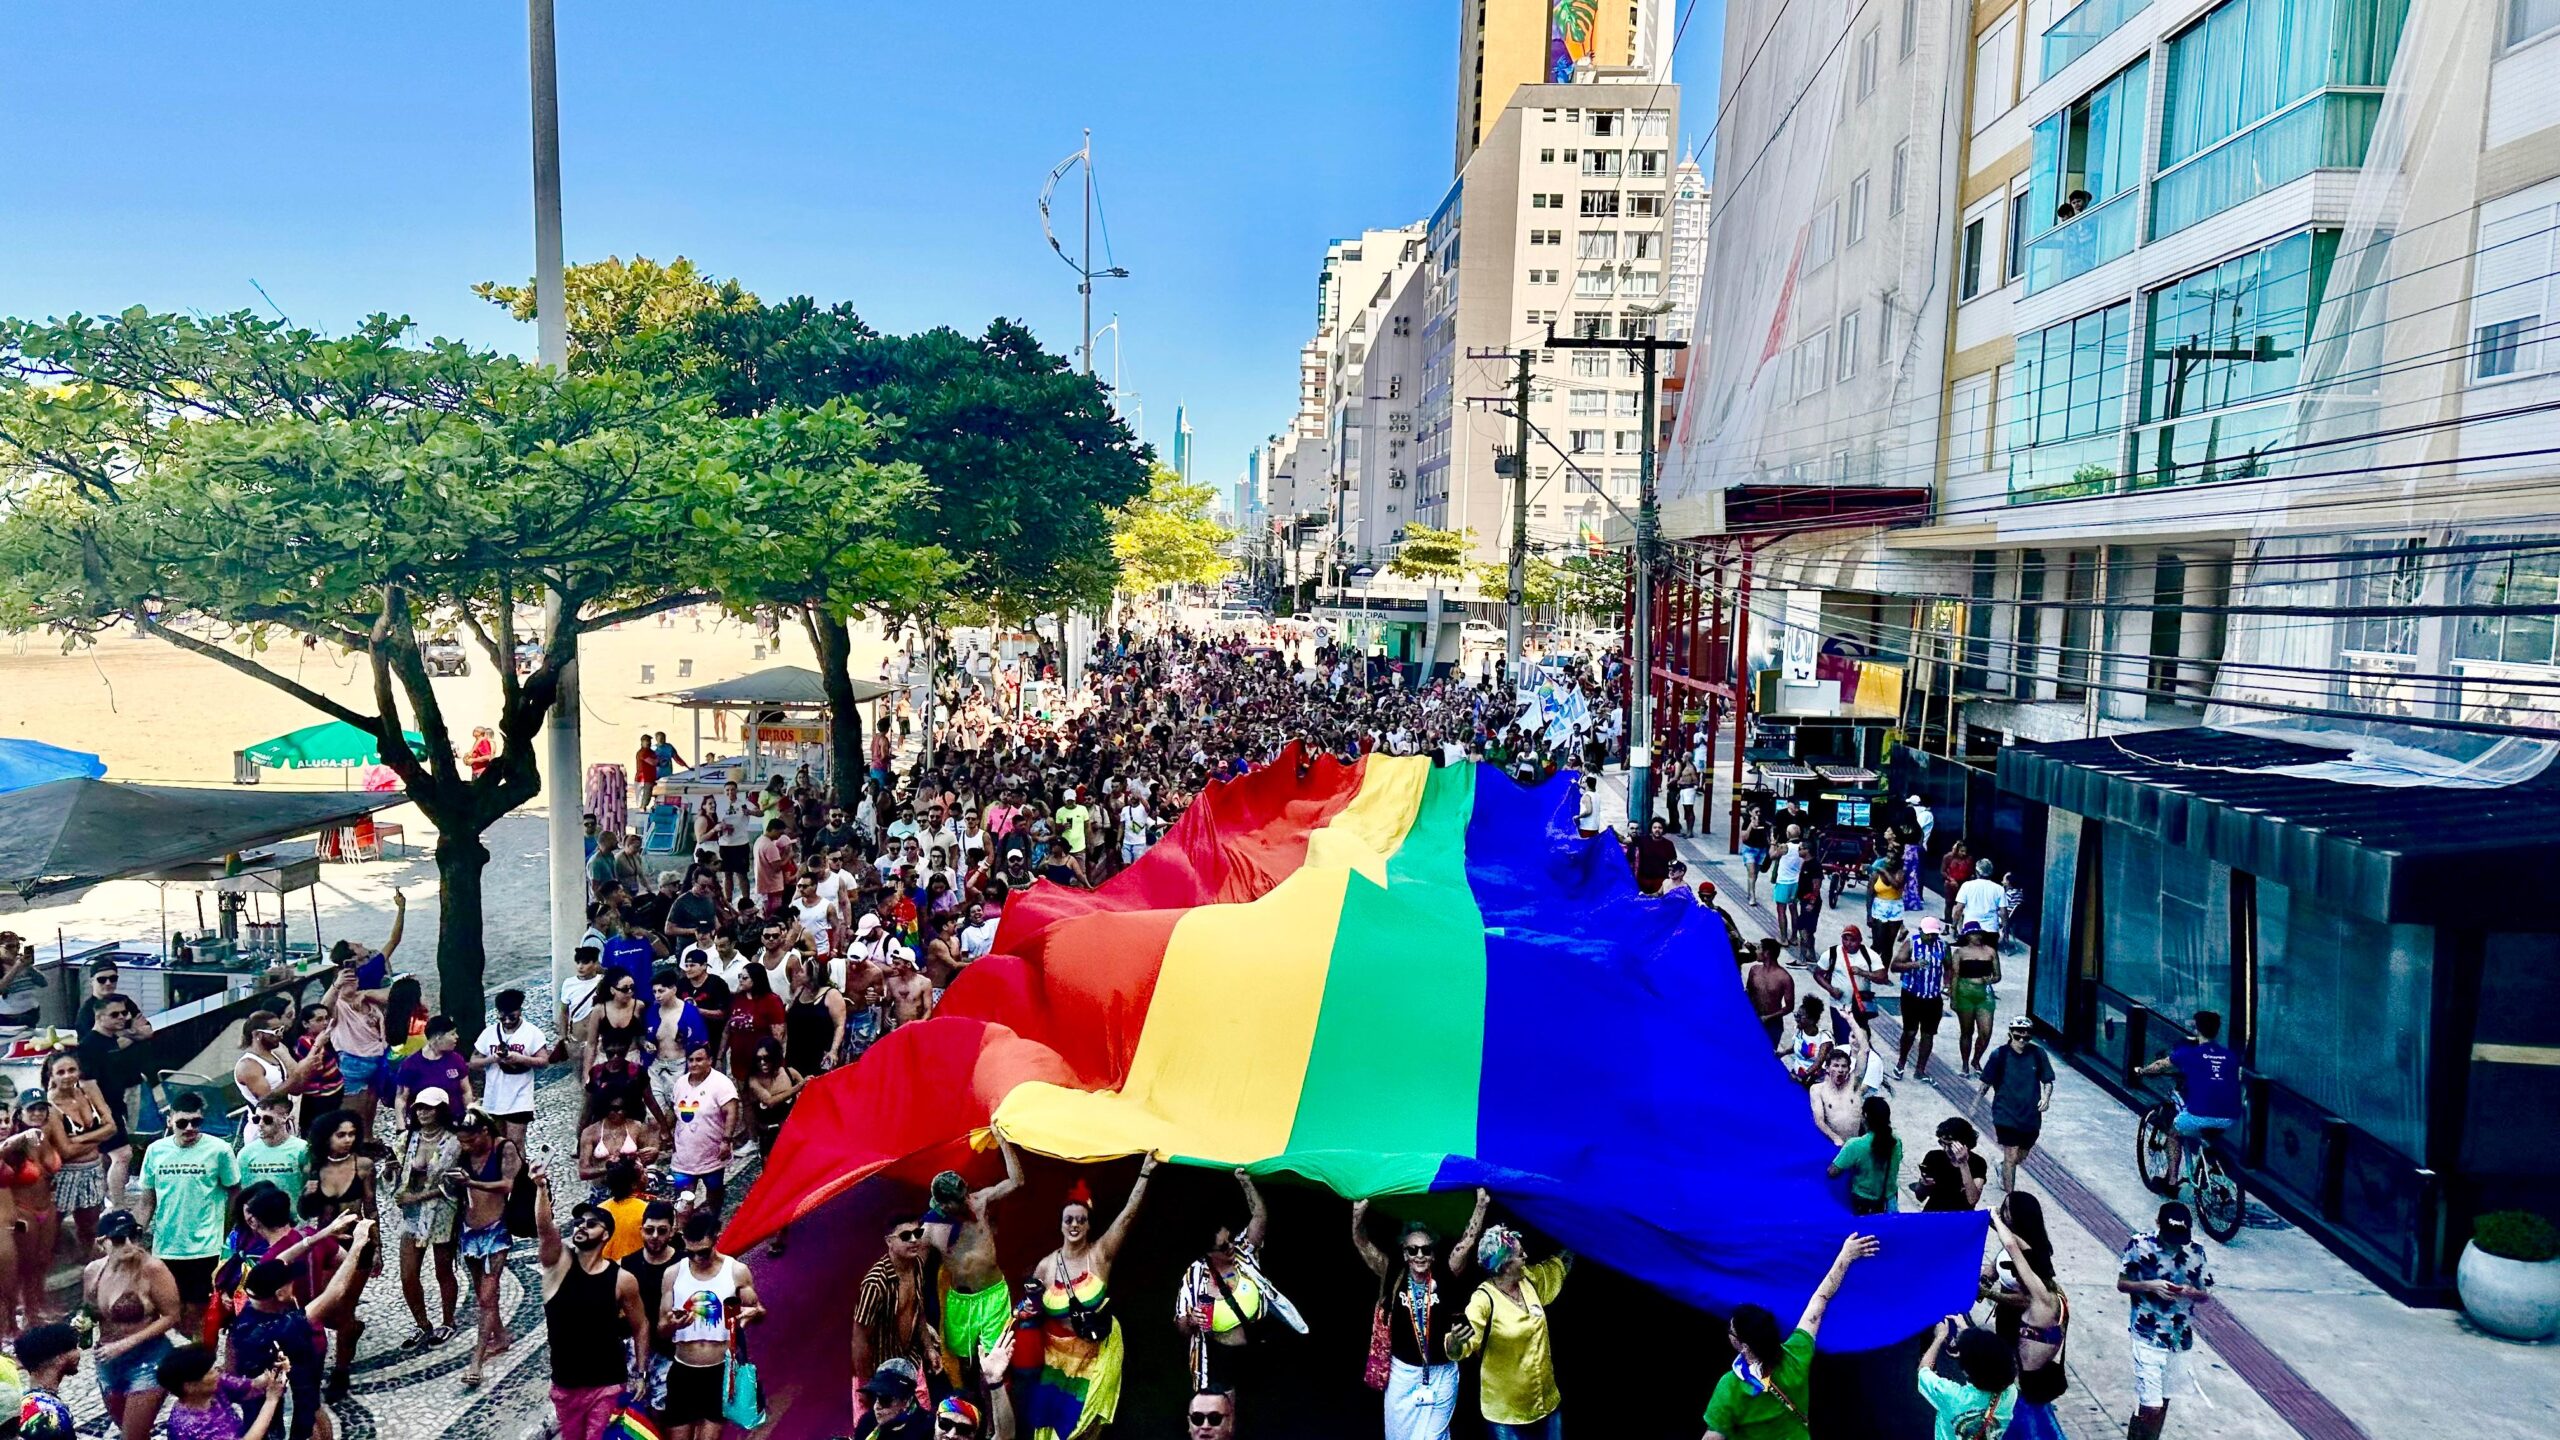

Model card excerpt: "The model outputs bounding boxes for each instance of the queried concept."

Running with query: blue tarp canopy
[0,739,107,796]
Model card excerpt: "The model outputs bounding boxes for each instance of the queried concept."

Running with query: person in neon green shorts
[923,1133,1027,1432]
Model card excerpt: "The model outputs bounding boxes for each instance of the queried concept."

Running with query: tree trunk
[810,610,868,809]
[433,829,495,1043]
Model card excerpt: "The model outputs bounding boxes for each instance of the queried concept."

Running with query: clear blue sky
[2,1,1722,492]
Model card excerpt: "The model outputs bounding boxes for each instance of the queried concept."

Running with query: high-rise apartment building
[1454,0,1679,173]
[1664,156,1710,341]
[1418,77,1684,562]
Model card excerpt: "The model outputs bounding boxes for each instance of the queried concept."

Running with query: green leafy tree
[474,254,756,368]
[0,308,785,1036]
[1113,466,1235,591]
[1390,525,1474,673]
[1471,554,1562,612]
[1557,551,1629,624]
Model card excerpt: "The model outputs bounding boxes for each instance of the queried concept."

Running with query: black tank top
[593,1003,644,1057]
[548,1258,631,1389]
[785,990,835,1075]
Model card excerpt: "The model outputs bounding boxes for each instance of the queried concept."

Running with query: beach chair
[154,1072,248,1141]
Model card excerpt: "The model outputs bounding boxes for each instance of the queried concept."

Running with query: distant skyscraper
[1171,403,1193,480]
[1667,157,1711,342]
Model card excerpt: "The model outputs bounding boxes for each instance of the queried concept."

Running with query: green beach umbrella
[242,721,431,770]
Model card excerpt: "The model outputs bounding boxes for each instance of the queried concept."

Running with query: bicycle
[2136,1097,2246,1242]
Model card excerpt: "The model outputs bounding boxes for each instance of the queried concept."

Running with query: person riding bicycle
[2136,1010,2241,1185]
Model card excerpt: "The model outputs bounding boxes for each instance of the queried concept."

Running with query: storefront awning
[1998,728,2560,927]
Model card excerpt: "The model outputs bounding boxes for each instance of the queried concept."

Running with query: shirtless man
[83,1209,180,1440]
[882,965,934,1032]
[1744,939,1798,1048]
[922,1134,1025,1430]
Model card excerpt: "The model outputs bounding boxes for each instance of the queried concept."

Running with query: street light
[1039,131,1130,376]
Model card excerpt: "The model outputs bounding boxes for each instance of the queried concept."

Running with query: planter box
[2457,1242,2560,1342]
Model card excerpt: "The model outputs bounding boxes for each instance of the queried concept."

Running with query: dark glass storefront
[2001,729,2560,1300]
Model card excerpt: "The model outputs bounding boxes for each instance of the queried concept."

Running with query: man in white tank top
[658,1210,762,1440]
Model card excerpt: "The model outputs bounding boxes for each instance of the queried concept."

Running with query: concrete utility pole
[1506,348,1533,686]
[1542,326,1686,831]
[529,0,582,1004]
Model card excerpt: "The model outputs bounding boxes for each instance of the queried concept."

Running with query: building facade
[1454,0,1680,173]
[1417,77,1685,564]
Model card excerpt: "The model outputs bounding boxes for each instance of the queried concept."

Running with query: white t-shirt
[559,973,603,1031]
[473,1020,549,1116]
[714,796,759,846]
[1120,804,1153,844]
[959,919,999,960]
[1956,877,2008,930]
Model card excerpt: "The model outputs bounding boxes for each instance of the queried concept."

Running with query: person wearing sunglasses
[851,1214,937,1425]
[1175,1170,1306,1400]
[132,1093,238,1339]
[1184,1388,1235,1436]
[1351,1189,1492,1440]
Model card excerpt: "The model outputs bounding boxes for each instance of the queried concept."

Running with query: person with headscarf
[1350,1191,1490,1440]
[1444,1225,1572,1439]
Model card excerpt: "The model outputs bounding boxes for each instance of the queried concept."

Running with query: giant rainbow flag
[726,745,1984,1350]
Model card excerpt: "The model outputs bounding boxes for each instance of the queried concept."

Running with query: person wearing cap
[658,1210,762,1440]
[83,1208,179,1440]
[0,931,41,1029]
[389,1086,461,1348]
[1979,1017,2055,1195]
[134,1093,238,1337]
[6,1089,60,1324]
[1950,920,2005,1077]
[13,1321,82,1440]
[2117,1202,2213,1440]
[855,1357,931,1439]
[471,989,553,1152]
[451,1109,524,1386]
[1906,794,1935,851]
[1890,916,1951,1082]
[530,1163,649,1440]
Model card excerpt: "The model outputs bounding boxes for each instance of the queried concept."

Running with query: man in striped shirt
[1892,916,1951,1081]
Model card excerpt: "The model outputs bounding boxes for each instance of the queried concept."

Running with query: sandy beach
[2,607,902,994]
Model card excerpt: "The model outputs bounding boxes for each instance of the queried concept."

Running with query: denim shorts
[335,1049,390,1094]
[96,1332,174,1398]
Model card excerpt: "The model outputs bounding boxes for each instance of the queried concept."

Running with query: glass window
[1890,140,1910,215]
[2026,57,2150,242]
[1838,311,1862,381]
[1578,231,1617,260]
[2457,542,2560,667]
[2099,828,2232,1027]
[2475,317,2540,380]
[2007,192,2032,283]
[1806,202,1838,272]
[1857,29,1880,99]
[2256,878,2431,1159]
[1961,217,1988,300]
[2143,231,2335,421]
[2161,0,2408,169]
[2017,302,2131,448]
[1848,174,1870,246]
[1975,16,2019,132]
[2516,0,2560,46]
[2338,539,2424,657]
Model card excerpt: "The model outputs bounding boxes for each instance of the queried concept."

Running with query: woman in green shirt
[1701,1231,1880,1440]
[1826,1096,1902,1215]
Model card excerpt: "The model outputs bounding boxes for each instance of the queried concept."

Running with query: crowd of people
[0,619,2234,1440]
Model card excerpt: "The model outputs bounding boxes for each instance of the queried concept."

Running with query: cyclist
[2136,1010,2241,1188]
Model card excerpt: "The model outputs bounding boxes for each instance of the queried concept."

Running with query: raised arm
[1985,1211,2053,1310]
[1449,1188,1493,1281]
[977,1131,1027,1210]
[380,891,406,960]
[1793,1232,1879,1342]
[532,1164,565,1268]
[1348,1199,1389,1279]
[1236,1169,1268,1251]
[309,1220,377,1323]
[1095,1155,1158,1268]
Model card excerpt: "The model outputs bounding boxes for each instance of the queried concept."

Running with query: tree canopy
[1387,524,1474,584]
[1113,467,1235,591]
[0,306,815,1033]
[475,254,756,368]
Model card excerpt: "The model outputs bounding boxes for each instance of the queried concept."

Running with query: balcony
[2151,91,2382,241]
[2023,189,2138,294]
[2040,0,2145,80]
[2130,397,2293,490]
[2008,429,2124,504]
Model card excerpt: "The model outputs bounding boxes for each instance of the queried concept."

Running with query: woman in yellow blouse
[1445,1225,1572,1439]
